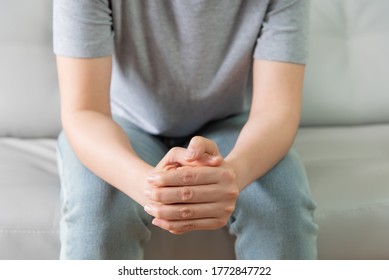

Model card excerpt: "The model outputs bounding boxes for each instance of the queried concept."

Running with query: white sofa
[1,0,389,260]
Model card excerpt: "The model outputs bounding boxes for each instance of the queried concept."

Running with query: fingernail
[152,218,161,227]
[144,188,152,198]
[147,174,157,183]
[144,204,153,214]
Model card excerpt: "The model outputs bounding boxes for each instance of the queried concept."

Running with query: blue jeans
[57,113,318,259]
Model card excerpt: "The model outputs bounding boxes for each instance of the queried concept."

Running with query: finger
[145,202,220,220]
[145,202,235,222]
[185,136,221,163]
[145,184,223,204]
[154,146,220,173]
[152,217,227,234]
[148,166,219,187]
[155,147,194,172]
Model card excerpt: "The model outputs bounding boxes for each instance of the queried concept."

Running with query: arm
[57,56,152,206]
[226,59,305,191]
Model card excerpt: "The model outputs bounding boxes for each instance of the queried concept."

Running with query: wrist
[121,157,154,207]
[225,155,248,192]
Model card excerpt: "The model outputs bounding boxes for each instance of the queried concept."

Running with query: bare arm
[57,56,152,206]
[226,59,305,190]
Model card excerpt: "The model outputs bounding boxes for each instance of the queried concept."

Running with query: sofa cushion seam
[315,203,389,218]
[0,228,59,234]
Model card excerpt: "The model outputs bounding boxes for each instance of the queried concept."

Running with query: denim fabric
[57,114,317,259]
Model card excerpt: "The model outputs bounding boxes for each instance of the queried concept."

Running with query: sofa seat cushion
[294,124,389,259]
[0,138,60,259]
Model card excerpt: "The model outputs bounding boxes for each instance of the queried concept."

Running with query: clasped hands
[144,136,240,235]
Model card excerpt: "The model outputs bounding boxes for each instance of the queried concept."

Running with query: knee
[57,131,151,221]
[230,150,318,259]
[57,133,152,259]
[59,132,116,196]
[264,149,316,212]
[57,131,138,221]
[236,149,316,221]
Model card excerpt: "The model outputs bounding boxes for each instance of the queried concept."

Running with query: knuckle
[178,207,194,219]
[181,169,196,185]
[221,169,236,182]
[182,222,196,231]
[163,163,180,171]
[178,186,193,201]
[215,219,226,229]
[227,188,239,200]
[224,205,235,215]
[166,221,196,232]
[164,147,184,166]
[169,147,181,154]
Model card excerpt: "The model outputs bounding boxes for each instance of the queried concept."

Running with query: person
[53,0,318,259]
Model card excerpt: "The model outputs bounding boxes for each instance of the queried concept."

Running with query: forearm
[57,55,152,206]
[225,110,299,191]
[63,110,152,206]
[225,60,305,191]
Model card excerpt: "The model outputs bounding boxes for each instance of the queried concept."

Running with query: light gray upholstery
[0,0,388,259]
[0,139,60,259]
[0,0,60,138]
[294,125,389,259]
[301,0,389,126]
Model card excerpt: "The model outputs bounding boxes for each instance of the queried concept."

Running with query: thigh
[231,149,318,259]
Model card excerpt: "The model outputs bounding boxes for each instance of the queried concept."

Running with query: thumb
[185,136,222,166]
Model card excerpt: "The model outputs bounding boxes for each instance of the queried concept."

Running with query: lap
[57,112,317,259]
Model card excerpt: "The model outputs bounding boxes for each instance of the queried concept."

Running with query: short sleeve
[254,0,310,64]
[53,0,114,58]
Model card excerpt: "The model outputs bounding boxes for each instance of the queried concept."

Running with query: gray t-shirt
[54,0,310,137]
